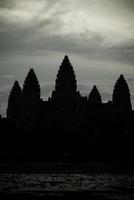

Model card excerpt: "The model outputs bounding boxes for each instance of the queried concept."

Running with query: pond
[0,173,134,199]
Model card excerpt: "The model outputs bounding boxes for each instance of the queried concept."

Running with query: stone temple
[0,55,134,160]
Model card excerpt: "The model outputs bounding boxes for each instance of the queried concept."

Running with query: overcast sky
[0,0,134,116]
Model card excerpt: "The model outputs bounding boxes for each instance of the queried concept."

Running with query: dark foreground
[0,161,134,200]
[0,173,134,199]
[1,190,134,200]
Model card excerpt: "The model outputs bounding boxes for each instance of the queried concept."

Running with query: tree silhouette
[51,55,77,105]
[88,85,102,104]
[22,68,40,114]
[112,74,132,111]
[7,81,22,118]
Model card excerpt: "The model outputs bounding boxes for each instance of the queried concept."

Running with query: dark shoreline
[1,171,134,199]
[0,161,134,174]
[0,187,134,200]
[0,191,109,200]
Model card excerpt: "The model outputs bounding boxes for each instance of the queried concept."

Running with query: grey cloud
[0,29,94,55]
[131,94,134,101]
[127,78,134,82]
[0,84,11,92]
[94,44,134,65]
[120,0,134,11]
[109,0,134,11]
[40,82,54,99]
[84,0,134,11]
[0,103,7,117]
[2,29,134,67]
[0,1,65,55]
[0,84,10,116]
[0,75,15,79]
[0,0,134,116]
[77,80,113,98]
[0,0,134,67]
[0,0,15,9]
[101,92,112,102]
[0,0,51,9]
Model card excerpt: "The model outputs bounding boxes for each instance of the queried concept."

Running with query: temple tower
[20,68,41,135]
[112,74,132,111]
[7,81,22,119]
[88,85,102,105]
[51,55,78,106]
[22,68,41,115]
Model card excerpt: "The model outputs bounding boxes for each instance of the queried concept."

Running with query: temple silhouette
[0,55,134,161]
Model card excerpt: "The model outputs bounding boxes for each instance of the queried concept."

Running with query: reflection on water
[0,174,134,199]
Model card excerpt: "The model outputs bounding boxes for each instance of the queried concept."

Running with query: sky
[0,0,134,116]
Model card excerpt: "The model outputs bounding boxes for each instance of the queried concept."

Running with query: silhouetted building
[88,85,102,105]
[7,81,22,119]
[20,68,41,135]
[22,68,41,114]
[50,55,79,106]
[112,74,132,111]
[1,55,134,159]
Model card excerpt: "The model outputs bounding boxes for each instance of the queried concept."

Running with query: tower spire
[88,85,102,104]
[22,68,41,114]
[51,55,78,106]
[7,81,22,118]
[112,74,132,111]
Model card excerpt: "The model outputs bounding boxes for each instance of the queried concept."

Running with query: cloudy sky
[0,0,134,116]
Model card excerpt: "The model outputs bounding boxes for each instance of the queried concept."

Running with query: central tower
[51,55,78,106]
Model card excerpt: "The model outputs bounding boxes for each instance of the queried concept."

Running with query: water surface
[0,173,134,199]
